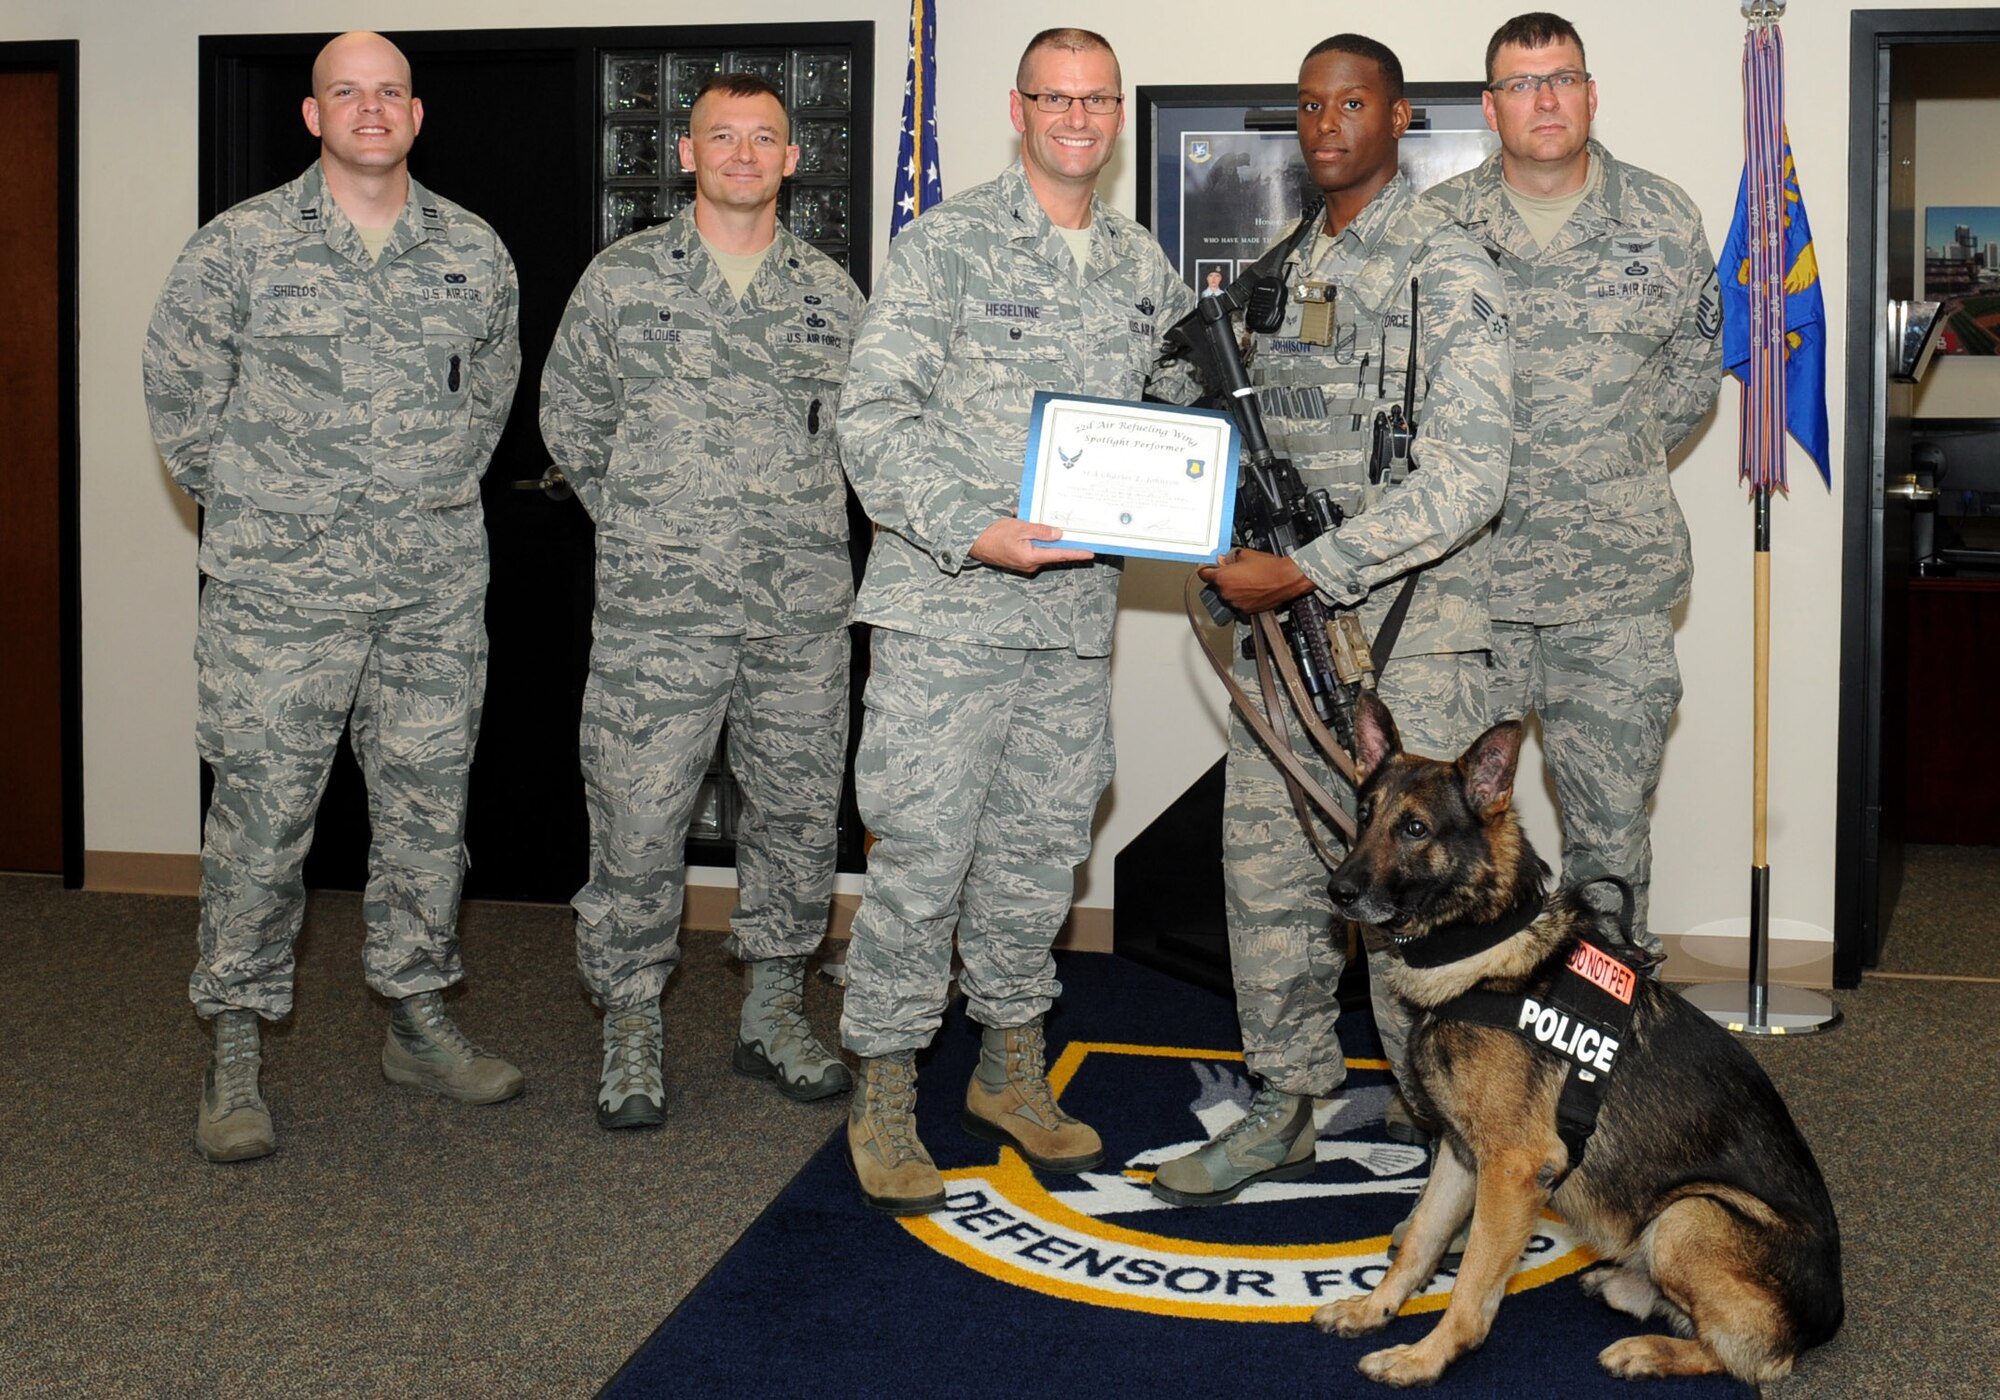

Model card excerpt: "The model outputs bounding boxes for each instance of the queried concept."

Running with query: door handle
[1886,474,1938,503]
[510,464,574,502]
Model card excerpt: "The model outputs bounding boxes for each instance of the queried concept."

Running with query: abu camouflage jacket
[1424,143,1722,624]
[144,162,520,610]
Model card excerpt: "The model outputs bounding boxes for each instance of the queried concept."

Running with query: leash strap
[1184,574,1357,848]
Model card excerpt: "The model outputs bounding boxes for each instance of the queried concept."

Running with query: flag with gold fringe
[891,0,942,238]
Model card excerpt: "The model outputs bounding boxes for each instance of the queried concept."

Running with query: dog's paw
[1598,1334,1723,1379]
[1575,1264,1615,1300]
[1358,1342,1448,1387]
[1314,1295,1393,1337]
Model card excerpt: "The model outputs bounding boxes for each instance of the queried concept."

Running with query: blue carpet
[604,952,1751,1398]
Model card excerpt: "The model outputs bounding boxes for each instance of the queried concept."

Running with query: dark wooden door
[0,67,65,875]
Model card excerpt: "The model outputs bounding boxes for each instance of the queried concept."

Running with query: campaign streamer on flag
[1719,23,1829,490]
[891,0,942,238]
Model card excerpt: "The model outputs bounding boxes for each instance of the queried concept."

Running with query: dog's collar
[1393,889,1546,968]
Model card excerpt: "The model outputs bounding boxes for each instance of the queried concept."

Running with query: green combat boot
[195,1009,276,1163]
[960,1019,1103,1173]
[381,990,524,1104]
[1150,1083,1315,1206]
[733,955,853,1101]
[848,1051,946,1215]
[598,1001,665,1130]
[1382,1088,1433,1147]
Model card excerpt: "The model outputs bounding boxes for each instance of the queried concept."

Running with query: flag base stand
[1680,864,1841,1036]
[1681,979,1841,1036]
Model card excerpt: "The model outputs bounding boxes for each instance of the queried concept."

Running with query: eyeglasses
[1486,69,1590,98]
[1019,90,1124,115]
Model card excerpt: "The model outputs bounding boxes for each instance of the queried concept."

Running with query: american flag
[891,0,942,237]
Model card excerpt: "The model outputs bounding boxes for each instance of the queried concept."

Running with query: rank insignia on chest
[1293,280,1335,347]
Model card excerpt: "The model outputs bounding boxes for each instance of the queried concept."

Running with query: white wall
[1910,46,2000,419]
[13,0,1992,941]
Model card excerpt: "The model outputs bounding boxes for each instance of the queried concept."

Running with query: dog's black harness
[1427,932,1646,1175]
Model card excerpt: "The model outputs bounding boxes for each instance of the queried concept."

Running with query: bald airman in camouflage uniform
[1424,13,1722,958]
[836,28,1198,1216]
[539,73,862,1130]
[144,32,524,1164]
[1158,35,1512,1210]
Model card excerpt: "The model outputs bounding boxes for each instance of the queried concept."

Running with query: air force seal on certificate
[1017,392,1241,564]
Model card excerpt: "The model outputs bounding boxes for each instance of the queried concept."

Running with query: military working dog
[1314,692,1842,1387]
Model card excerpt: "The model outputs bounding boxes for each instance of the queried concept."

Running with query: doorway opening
[0,42,82,886]
[1838,11,2000,985]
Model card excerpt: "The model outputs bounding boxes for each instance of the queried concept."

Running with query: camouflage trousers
[1224,646,1490,1100]
[840,631,1113,1058]
[190,578,487,1020]
[1488,612,1681,955]
[572,626,851,1012]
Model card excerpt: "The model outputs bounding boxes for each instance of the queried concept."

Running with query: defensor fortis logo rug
[901,1039,1596,1320]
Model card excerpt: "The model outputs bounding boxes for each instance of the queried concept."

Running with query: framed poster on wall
[1135,82,1497,288]
[1922,205,2000,354]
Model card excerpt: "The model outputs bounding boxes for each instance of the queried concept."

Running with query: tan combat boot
[195,1008,277,1163]
[961,1018,1103,1173]
[381,990,524,1104]
[848,1050,946,1215]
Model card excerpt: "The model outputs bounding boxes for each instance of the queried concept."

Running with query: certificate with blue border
[1017,392,1240,564]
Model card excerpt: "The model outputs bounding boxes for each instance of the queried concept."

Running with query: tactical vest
[1426,934,1645,1175]
[1249,221,1430,518]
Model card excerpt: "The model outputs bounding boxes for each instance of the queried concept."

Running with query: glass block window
[599,40,861,268]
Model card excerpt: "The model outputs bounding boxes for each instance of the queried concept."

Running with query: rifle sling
[1182,574,1356,854]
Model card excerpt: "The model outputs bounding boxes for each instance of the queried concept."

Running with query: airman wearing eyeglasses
[834,26,1198,1218]
[1424,12,1723,962]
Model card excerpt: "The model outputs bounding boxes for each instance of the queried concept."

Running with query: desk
[1904,576,2000,842]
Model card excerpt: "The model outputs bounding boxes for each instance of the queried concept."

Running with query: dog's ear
[1353,689,1403,780]
[1459,720,1523,817]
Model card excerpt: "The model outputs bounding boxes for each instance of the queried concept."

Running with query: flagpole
[1683,0,1839,1036]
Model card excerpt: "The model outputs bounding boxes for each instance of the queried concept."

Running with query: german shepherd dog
[1313,692,1842,1387]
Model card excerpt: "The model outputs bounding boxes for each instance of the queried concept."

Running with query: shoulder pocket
[248,290,342,338]
[616,324,713,380]
[957,296,1064,360]
[421,302,489,344]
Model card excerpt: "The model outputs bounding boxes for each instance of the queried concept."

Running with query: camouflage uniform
[538,210,862,1011]
[837,161,1197,1057]
[1425,142,1722,951]
[143,162,521,1019]
[1228,175,1514,1099]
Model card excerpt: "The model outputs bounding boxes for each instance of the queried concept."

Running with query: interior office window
[601,45,854,263]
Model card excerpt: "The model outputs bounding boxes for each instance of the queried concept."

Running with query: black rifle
[1165,249,1372,745]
